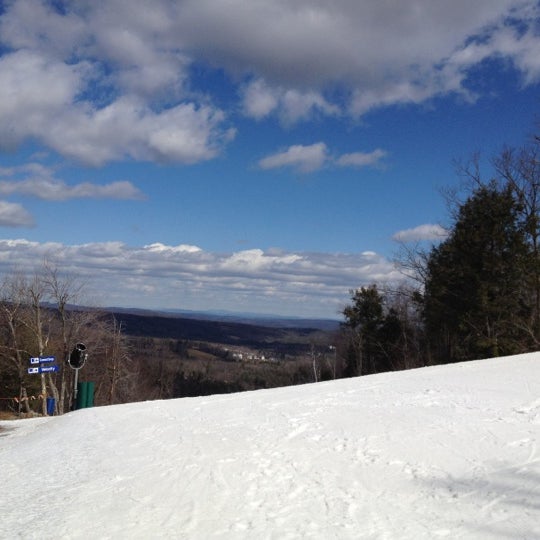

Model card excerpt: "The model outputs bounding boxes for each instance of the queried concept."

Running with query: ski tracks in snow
[1,353,540,539]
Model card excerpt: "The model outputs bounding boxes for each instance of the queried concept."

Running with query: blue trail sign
[30,356,56,364]
[28,356,59,374]
[27,365,60,374]
[40,365,59,373]
[41,356,56,363]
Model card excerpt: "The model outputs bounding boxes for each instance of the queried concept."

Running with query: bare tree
[103,317,131,405]
[15,272,53,415]
[0,274,32,415]
[0,261,129,415]
[309,343,321,382]
[42,261,91,413]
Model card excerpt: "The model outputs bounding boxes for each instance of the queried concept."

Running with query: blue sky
[0,0,540,318]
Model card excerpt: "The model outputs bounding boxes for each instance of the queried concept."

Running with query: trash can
[76,381,95,409]
[86,381,95,408]
[46,397,55,416]
[76,381,88,410]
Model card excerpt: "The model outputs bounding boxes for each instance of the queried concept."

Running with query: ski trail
[1,353,540,539]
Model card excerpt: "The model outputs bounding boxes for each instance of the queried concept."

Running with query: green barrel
[86,381,95,408]
[76,381,88,409]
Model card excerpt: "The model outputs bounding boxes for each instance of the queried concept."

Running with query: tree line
[0,264,330,416]
[0,262,131,416]
[339,136,540,376]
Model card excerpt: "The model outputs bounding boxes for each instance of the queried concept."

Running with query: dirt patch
[0,411,19,421]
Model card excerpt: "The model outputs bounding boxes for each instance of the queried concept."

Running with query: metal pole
[72,368,79,410]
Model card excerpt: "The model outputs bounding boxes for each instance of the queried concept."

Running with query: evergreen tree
[342,285,384,375]
[495,140,540,344]
[342,285,418,375]
[423,183,531,362]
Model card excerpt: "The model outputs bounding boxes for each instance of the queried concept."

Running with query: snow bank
[1,354,539,539]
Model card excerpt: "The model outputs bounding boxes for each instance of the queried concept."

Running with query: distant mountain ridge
[108,307,338,349]
[107,306,340,331]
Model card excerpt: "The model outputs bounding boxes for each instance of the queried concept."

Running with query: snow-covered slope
[1,354,539,539]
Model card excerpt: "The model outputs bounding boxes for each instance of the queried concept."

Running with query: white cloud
[0,0,87,58]
[45,96,231,166]
[0,0,537,163]
[443,3,540,85]
[0,202,35,227]
[220,249,304,273]
[0,162,145,224]
[0,50,83,146]
[0,11,230,165]
[259,144,388,173]
[335,149,387,168]
[259,143,328,173]
[242,78,339,123]
[0,163,145,201]
[144,243,202,254]
[280,89,339,123]
[242,79,280,120]
[0,239,401,318]
[178,0,539,116]
[0,178,144,201]
[392,224,448,242]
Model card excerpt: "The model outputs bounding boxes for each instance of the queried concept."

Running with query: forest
[341,136,540,375]
[1,136,539,417]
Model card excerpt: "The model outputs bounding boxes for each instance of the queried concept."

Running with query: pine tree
[423,183,531,362]
[342,285,418,375]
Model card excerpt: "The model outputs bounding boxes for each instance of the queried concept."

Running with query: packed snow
[1,353,539,539]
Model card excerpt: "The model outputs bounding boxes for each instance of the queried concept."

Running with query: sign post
[27,356,59,415]
[73,367,80,407]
